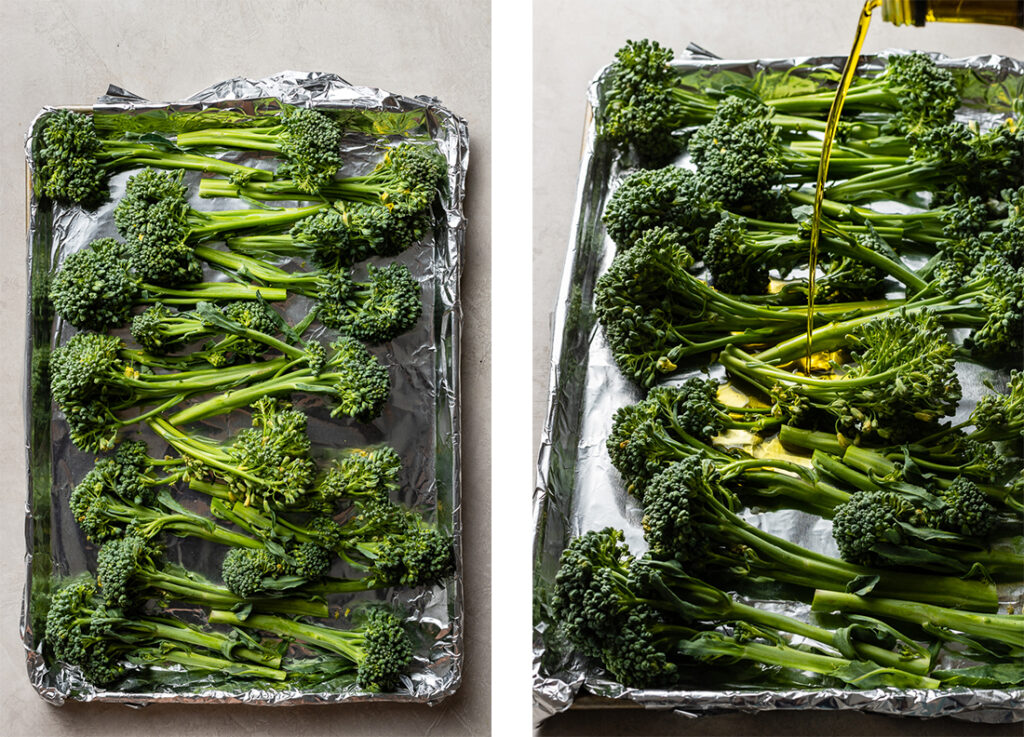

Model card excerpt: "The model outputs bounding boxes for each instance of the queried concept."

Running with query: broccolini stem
[778,425,846,455]
[138,282,288,303]
[188,203,327,237]
[141,572,328,618]
[673,635,941,689]
[143,648,288,682]
[165,367,347,425]
[174,127,287,153]
[130,618,281,668]
[724,599,930,675]
[811,590,1024,648]
[711,496,999,611]
[207,610,365,663]
[99,142,272,181]
[811,450,878,492]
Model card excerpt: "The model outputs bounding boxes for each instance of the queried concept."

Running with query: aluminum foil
[21,72,468,706]
[533,48,1024,724]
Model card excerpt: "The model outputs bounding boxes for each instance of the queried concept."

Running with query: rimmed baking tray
[533,47,1023,724]
[22,71,467,706]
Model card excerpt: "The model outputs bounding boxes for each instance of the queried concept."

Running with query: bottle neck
[881,0,924,26]
[883,0,1024,28]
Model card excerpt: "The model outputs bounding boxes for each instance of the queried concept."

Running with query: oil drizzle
[806,0,883,367]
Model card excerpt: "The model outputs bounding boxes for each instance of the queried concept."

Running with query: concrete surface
[0,1,490,736]
[533,1,1021,734]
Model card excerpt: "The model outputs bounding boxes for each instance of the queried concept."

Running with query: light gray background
[0,1,490,736]
[533,1,1022,734]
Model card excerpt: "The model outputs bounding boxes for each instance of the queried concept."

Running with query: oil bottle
[882,0,1024,28]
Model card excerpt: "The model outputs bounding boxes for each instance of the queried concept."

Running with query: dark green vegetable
[208,607,413,692]
[31,109,269,207]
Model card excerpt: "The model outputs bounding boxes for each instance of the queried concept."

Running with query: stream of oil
[805,0,883,368]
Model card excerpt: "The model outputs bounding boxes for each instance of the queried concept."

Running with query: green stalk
[100,142,272,181]
[175,126,287,153]
[188,203,326,237]
[726,600,929,675]
[710,496,998,611]
[207,610,366,664]
[138,282,288,303]
[778,425,846,455]
[166,366,346,425]
[767,81,894,114]
[141,571,328,619]
[674,635,940,689]
[812,450,878,492]
[142,648,287,681]
[812,589,1024,648]
[129,618,281,668]
[827,163,940,201]
[193,245,320,297]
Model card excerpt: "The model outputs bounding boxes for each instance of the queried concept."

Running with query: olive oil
[806,0,883,367]
[882,0,1024,28]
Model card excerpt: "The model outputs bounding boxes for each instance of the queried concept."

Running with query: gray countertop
[0,2,490,735]
[532,1,1022,734]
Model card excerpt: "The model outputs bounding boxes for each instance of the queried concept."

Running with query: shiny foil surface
[22,72,467,706]
[533,49,1023,724]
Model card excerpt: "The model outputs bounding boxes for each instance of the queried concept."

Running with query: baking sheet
[533,48,1024,724]
[21,72,467,706]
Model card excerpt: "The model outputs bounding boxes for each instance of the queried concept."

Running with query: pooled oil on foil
[21,72,467,706]
[533,48,1023,724]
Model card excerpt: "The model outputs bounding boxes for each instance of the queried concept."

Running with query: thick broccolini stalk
[31,109,270,207]
[812,590,1024,663]
[552,529,939,689]
[148,398,317,510]
[777,425,1023,513]
[826,120,1023,204]
[49,331,314,451]
[113,168,326,284]
[208,607,413,692]
[720,310,961,442]
[131,300,283,365]
[95,534,327,618]
[164,335,390,426]
[639,457,998,611]
[45,579,287,685]
[194,246,422,343]
[175,107,344,193]
[226,200,430,270]
[49,238,286,332]
[201,142,447,211]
